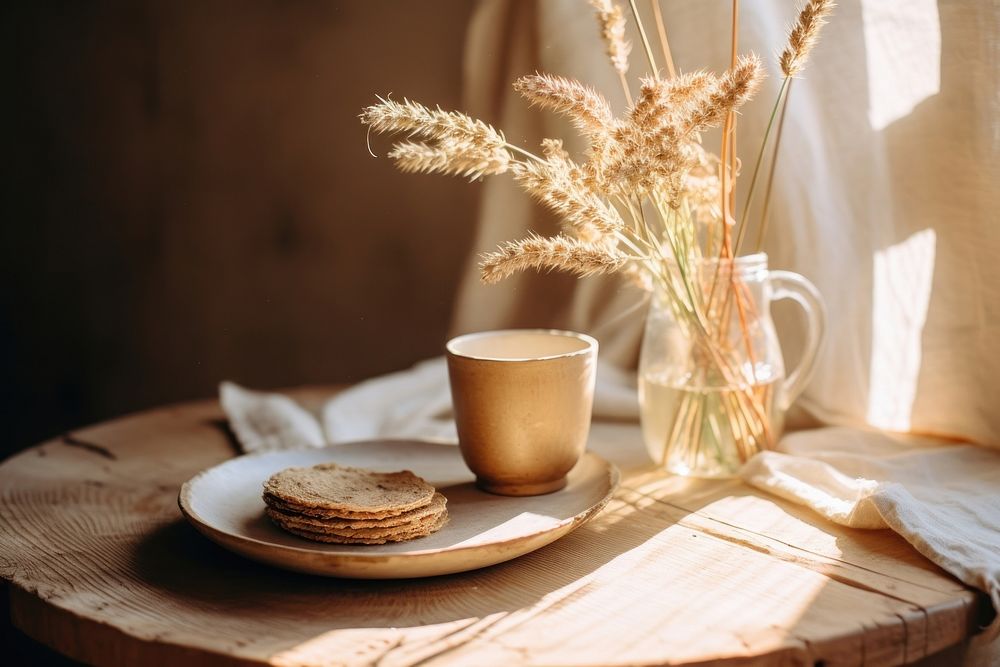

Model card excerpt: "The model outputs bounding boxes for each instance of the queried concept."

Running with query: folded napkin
[221,358,999,641]
[742,429,1000,640]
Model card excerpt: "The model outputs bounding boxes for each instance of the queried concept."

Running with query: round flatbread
[265,493,447,530]
[263,463,435,516]
[266,505,445,540]
[278,513,450,545]
[262,493,423,520]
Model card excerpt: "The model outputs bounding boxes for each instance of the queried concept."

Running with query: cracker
[263,463,435,516]
[267,505,445,540]
[279,513,449,545]
[262,493,418,520]
[266,493,447,530]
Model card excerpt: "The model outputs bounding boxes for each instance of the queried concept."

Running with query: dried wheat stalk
[360,3,826,287]
[360,97,507,152]
[389,140,511,179]
[780,0,835,77]
[589,0,631,76]
[513,159,624,241]
[514,74,614,141]
[480,234,627,284]
[680,54,764,136]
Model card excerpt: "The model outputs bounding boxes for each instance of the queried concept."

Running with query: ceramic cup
[446,329,598,496]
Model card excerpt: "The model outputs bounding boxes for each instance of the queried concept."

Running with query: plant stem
[649,0,676,78]
[755,78,793,252]
[505,143,545,163]
[614,228,649,259]
[727,0,739,229]
[733,77,789,255]
[628,0,659,79]
[709,119,734,315]
[706,0,740,325]
[716,0,739,256]
[618,71,634,107]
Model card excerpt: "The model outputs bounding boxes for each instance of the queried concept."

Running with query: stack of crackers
[263,463,448,545]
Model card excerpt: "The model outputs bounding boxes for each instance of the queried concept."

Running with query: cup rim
[446,328,598,362]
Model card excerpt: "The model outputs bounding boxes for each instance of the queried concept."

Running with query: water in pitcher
[639,366,784,478]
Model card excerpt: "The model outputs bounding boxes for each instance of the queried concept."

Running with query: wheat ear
[589,0,631,77]
[360,97,507,151]
[630,71,715,131]
[514,74,615,139]
[480,234,627,284]
[680,53,764,135]
[513,160,624,240]
[780,0,835,77]
[540,138,570,162]
[388,140,511,179]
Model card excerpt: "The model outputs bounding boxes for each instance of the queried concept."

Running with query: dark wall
[1,1,479,456]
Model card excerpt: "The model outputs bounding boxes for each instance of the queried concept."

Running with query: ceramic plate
[178,440,619,579]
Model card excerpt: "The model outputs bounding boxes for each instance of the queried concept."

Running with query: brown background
[1,1,480,458]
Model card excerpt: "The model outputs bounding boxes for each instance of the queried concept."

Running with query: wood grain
[0,391,986,666]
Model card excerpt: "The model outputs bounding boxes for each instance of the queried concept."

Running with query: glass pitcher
[638,253,825,478]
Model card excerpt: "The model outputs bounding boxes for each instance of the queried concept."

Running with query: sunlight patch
[868,229,937,430]
[861,0,941,131]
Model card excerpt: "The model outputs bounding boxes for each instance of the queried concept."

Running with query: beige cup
[446,329,598,496]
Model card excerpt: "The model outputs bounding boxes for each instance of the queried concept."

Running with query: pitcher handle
[769,270,826,410]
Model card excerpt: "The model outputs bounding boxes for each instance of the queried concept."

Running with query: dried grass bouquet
[360,0,833,474]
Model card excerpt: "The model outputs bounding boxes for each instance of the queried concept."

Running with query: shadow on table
[134,478,706,612]
[130,455,719,658]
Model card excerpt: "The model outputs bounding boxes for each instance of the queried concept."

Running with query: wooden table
[0,391,990,666]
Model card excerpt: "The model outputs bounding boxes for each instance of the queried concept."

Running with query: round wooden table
[0,392,990,666]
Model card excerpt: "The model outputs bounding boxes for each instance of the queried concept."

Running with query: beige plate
[178,440,619,579]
